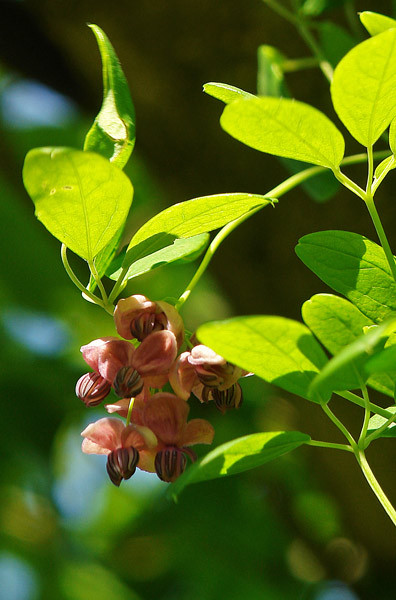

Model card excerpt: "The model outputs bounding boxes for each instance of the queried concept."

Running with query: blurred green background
[1,1,396,599]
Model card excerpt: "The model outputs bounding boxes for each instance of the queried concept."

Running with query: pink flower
[169,344,244,413]
[138,392,215,482]
[114,294,184,347]
[81,417,157,486]
[79,332,178,402]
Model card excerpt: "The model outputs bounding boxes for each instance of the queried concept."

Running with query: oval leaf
[126,193,275,254]
[197,315,330,402]
[84,24,136,168]
[367,407,396,439]
[296,230,396,323]
[331,28,396,146]
[309,318,396,399]
[360,11,396,36]
[257,45,288,97]
[169,431,310,499]
[302,293,395,397]
[203,82,254,104]
[220,96,345,169]
[23,147,133,260]
[110,233,209,281]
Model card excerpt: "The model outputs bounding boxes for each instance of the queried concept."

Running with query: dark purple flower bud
[155,447,187,482]
[113,366,143,398]
[106,446,140,486]
[75,372,111,407]
[211,383,243,414]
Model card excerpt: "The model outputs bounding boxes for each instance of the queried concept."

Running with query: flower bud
[106,446,140,486]
[212,383,243,414]
[75,372,111,406]
[113,366,143,398]
[130,312,165,341]
[155,447,187,482]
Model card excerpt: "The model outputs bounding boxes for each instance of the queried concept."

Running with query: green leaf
[257,45,287,97]
[302,293,395,396]
[296,230,396,323]
[110,233,209,281]
[169,431,310,499]
[374,154,395,179]
[360,11,396,36]
[389,118,396,156]
[203,82,254,104]
[367,407,396,438]
[220,96,344,169]
[87,226,125,292]
[197,316,330,402]
[309,318,396,399]
[300,0,346,17]
[331,28,396,146]
[364,345,396,376]
[84,24,136,169]
[23,147,133,261]
[318,22,356,67]
[126,193,275,254]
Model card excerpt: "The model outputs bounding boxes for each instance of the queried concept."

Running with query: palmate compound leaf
[169,431,311,499]
[23,147,133,261]
[84,24,136,169]
[360,11,396,36]
[308,318,396,399]
[220,96,345,170]
[197,315,330,403]
[302,293,396,397]
[123,193,275,265]
[295,230,396,323]
[331,28,396,147]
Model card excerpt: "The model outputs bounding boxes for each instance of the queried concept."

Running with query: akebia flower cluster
[76,294,245,486]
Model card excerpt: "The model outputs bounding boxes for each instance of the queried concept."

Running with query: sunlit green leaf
[374,154,395,179]
[331,28,396,146]
[84,24,136,168]
[309,319,396,399]
[23,147,133,261]
[169,431,310,499]
[126,193,275,255]
[197,315,330,402]
[365,345,396,376]
[302,293,395,396]
[203,82,254,104]
[360,11,396,36]
[220,96,344,169]
[257,45,287,97]
[389,118,396,156]
[296,230,396,323]
[110,233,209,281]
[367,407,396,438]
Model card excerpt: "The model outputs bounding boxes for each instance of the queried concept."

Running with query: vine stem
[307,440,353,453]
[321,402,358,451]
[175,150,390,311]
[355,450,396,527]
[61,244,105,307]
[336,390,394,420]
[126,397,135,427]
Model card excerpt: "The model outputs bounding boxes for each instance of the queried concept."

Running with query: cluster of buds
[76,295,246,486]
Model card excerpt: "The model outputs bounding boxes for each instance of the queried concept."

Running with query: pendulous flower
[114,294,184,347]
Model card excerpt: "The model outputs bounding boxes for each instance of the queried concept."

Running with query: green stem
[61,244,104,307]
[336,390,394,420]
[355,449,396,527]
[88,259,109,305]
[108,266,129,304]
[366,145,374,196]
[126,397,135,427]
[307,439,353,453]
[333,167,365,199]
[282,57,319,72]
[365,195,396,284]
[358,381,371,447]
[175,151,390,310]
[321,402,358,450]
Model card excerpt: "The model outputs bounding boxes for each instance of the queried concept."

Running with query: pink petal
[180,418,215,446]
[114,295,155,339]
[123,424,158,450]
[189,345,226,366]
[143,393,189,445]
[81,417,125,452]
[156,300,185,347]
[137,449,157,473]
[133,330,177,376]
[169,351,197,400]
[81,337,135,383]
[105,398,130,417]
[81,438,111,455]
